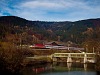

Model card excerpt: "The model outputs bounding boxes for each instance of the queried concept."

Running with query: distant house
[30,44,45,49]
[34,44,46,49]
[44,41,67,49]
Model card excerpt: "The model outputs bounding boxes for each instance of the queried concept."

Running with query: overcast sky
[0,0,100,21]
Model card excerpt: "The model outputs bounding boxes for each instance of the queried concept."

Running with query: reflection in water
[67,63,72,71]
[32,64,52,74]
[32,67,45,74]
[20,63,98,75]
[84,64,87,71]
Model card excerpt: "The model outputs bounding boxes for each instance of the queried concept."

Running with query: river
[20,62,100,75]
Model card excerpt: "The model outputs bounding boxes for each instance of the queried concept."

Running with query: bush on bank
[0,41,34,74]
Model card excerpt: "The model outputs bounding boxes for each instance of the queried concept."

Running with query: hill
[0,16,100,44]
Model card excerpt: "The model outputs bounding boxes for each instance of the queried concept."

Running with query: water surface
[20,62,99,75]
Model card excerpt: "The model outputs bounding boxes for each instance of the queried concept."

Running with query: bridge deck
[26,53,95,59]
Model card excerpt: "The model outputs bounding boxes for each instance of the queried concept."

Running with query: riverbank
[22,56,52,67]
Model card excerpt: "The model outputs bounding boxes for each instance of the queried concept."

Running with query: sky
[0,0,100,21]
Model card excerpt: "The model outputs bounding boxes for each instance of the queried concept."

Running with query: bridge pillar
[49,55,53,60]
[84,53,87,63]
[67,54,72,63]
[53,57,57,62]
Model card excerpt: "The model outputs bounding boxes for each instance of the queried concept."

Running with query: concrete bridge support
[84,54,87,63]
[67,54,72,63]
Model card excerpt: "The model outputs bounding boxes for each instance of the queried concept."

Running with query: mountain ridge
[0,16,100,44]
[0,15,100,22]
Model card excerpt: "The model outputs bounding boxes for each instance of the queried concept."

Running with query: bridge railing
[52,53,95,58]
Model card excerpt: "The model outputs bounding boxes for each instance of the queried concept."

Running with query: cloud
[18,0,95,10]
[0,0,100,21]
[0,13,3,16]
[20,1,63,9]
[18,0,89,11]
